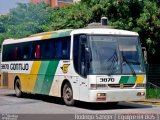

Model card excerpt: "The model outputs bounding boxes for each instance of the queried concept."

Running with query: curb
[130,100,160,105]
[144,100,160,104]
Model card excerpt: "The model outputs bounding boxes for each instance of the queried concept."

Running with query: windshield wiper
[107,51,118,76]
[122,51,136,76]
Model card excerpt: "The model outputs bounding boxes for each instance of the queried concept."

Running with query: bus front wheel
[14,79,23,97]
[63,83,75,106]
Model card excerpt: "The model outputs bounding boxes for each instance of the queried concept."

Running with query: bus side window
[55,40,62,59]
[22,46,31,60]
[50,41,55,59]
[14,47,20,60]
[73,35,79,73]
[41,41,51,59]
[35,44,41,59]
[62,38,70,59]
[54,37,70,60]
[2,45,11,61]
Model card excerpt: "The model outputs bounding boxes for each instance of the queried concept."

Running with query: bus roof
[2,29,73,45]
[71,28,138,36]
[2,28,138,45]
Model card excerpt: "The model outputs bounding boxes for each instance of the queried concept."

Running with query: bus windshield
[88,35,145,75]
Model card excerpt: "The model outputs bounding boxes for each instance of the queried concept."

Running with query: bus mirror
[142,47,147,64]
[85,46,89,53]
[80,35,87,44]
[85,46,91,62]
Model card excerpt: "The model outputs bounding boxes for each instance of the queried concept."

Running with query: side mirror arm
[142,47,147,64]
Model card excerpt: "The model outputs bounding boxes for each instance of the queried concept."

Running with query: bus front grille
[108,84,135,88]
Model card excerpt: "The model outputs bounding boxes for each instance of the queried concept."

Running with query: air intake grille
[108,84,135,88]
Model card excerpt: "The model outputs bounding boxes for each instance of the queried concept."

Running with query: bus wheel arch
[61,79,75,106]
[14,76,23,97]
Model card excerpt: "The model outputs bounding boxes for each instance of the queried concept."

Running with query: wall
[31,0,51,4]
[31,0,76,8]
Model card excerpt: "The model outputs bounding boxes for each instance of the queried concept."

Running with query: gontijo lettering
[1,63,29,71]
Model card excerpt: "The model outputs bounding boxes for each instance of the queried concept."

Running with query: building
[31,0,80,8]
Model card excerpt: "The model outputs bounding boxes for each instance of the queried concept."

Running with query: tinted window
[40,40,55,59]
[55,37,71,59]
[22,44,31,60]
[2,45,12,61]
[73,35,80,73]
[2,36,71,61]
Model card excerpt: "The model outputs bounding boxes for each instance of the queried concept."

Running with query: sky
[0,0,30,14]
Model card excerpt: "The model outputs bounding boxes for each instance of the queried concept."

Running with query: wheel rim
[64,86,72,101]
[15,81,21,95]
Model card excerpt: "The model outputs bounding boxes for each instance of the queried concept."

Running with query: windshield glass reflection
[88,35,145,75]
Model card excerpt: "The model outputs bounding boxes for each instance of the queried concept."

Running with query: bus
[1,27,146,106]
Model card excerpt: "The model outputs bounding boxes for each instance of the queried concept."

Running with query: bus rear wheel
[63,83,75,106]
[14,79,23,97]
[107,102,119,106]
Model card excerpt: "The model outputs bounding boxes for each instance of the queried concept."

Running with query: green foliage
[147,88,160,99]
[0,2,53,44]
[136,1,160,55]
[50,3,92,30]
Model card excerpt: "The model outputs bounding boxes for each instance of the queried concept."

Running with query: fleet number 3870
[100,78,115,82]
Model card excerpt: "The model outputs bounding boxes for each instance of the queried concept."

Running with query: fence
[146,64,160,99]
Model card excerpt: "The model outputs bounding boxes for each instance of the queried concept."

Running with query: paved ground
[0,88,160,115]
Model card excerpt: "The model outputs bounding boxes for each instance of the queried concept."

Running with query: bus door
[78,35,89,101]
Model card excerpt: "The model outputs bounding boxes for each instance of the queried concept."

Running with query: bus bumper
[88,89,146,102]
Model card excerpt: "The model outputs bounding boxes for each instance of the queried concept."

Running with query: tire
[107,102,119,106]
[14,79,23,97]
[63,83,75,106]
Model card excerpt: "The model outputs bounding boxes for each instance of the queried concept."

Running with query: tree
[136,1,160,63]
[0,2,53,43]
[50,3,92,30]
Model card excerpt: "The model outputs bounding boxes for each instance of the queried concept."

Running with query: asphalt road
[0,88,160,114]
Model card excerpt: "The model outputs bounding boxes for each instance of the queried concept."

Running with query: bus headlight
[97,93,106,101]
[136,83,146,88]
[137,92,145,96]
